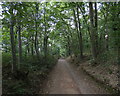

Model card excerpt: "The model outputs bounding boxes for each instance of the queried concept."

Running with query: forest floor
[42,59,110,94]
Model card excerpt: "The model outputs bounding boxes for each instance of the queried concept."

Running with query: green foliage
[2,53,12,67]
[1,2,119,94]
[97,51,109,63]
[2,52,57,94]
[7,81,27,94]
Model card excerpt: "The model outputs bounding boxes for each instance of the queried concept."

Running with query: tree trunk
[31,36,34,56]
[67,35,71,56]
[10,3,17,73]
[64,27,71,56]
[94,3,99,54]
[67,25,71,55]
[34,3,39,59]
[89,2,97,61]
[27,38,30,55]
[43,3,48,60]
[18,24,22,69]
[78,4,91,54]
[78,4,91,37]
[73,8,81,57]
[44,35,48,60]
[76,5,83,58]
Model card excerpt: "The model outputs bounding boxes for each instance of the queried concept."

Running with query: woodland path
[42,59,109,94]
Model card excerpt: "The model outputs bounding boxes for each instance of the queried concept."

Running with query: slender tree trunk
[44,35,48,59]
[94,3,98,29]
[89,2,97,61]
[31,36,34,56]
[67,35,71,56]
[35,3,39,59]
[78,4,91,37]
[18,24,22,69]
[27,38,30,55]
[76,5,83,58]
[64,27,71,56]
[94,3,99,54]
[78,4,91,54]
[43,3,48,60]
[73,9,81,56]
[10,3,17,73]
[67,25,72,55]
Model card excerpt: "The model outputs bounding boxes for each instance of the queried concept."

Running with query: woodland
[1,2,120,94]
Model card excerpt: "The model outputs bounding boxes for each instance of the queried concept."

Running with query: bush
[2,52,12,68]
[2,52,58,94]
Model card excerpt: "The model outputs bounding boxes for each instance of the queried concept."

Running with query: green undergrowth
[2,52,58,94]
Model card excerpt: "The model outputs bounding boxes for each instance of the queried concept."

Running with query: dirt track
[43,59,109,94]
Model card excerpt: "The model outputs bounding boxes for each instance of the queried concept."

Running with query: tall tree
[43,3,48,60]
[18,21,22,68]
[73,8,82,58]
[9,3,17,72]
[89,2,98,61]
[34,3,40,59]
[94,3,98,54]
[17,4,22,68]
[76,4,83,58]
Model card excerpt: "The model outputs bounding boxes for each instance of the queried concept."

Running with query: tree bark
[31,36,34,56]
[27,37,30,55]
[67,25,71,55]
[43,3,48,60]
[18,24,22,69]
[94,3,99,54]
[76,5,83,58]
[73,8,82,57]
[89,2,97,61]
[10,3,17,73]
[78,4,91,37]
[34,3,39,59]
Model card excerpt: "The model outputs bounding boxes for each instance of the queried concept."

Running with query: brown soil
[81,61,119,91]
[42,59,110,94]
